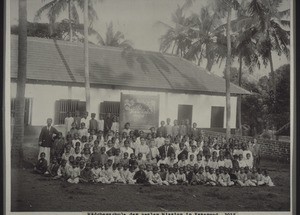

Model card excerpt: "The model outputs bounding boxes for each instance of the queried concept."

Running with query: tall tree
[247,0,290,95]
[12,0,27,167]
[214,0,240,140]
[185,7,223,70]
[84,0,90,113]
[34,0,98,41]
[157,4,192,57]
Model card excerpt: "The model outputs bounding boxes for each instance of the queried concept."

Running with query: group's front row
[34,152,274,187]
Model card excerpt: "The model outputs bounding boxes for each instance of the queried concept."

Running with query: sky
[9,0,291,79]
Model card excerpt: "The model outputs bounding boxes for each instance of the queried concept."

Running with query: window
[54,99,86,124]
[11,98,33,125]
[99,101,120,118]
[210,106,224,128]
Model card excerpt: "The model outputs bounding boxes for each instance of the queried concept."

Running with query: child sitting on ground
[177,167,188,185]
[67,161,80,184]
[102,163,114,184]
[112,163,124,183]
[53,159,68,180]
[205,167,217,186]
[262,170,275,186]
[45,157,60,177]
[133,164,148,184]
[79,163,93,183]
[218,167,234,187]
[166,167,177,185]
[237,167,248,186]
[127,166,137,184]
[195,166,206,185]
[149,166,163,185]
[34,152,48,174]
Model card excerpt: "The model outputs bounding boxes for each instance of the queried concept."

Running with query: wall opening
[54,99,86,124]
[177,104,193,125]
[210,106,224,128]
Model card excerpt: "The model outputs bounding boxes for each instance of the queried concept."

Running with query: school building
[10,35,250,130]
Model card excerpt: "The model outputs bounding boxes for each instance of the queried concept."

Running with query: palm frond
[34,0,57,22]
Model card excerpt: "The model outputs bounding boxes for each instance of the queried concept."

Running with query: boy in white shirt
[120,140,134,156]
[149,166,163,185]
[67,162,80,184]
[238,154,247,168]
[245,153,254,169]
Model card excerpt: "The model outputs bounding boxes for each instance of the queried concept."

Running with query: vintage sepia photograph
[5,0,293,214]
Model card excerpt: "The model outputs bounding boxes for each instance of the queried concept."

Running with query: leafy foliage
[240,64,290,135]
[97,22,133,49]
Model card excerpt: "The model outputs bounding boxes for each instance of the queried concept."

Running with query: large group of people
[34,112,274,187]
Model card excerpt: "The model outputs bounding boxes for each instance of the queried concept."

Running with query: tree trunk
[237,54,242,135]
[68,0,73,42]
[206,44,214,71]
[84,0,91,113]
[225,6,232,140]
[269,50,275,93]
[12,0,27,168]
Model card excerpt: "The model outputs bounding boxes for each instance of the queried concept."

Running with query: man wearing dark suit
[38,118,59,165]
[158,138,175,158]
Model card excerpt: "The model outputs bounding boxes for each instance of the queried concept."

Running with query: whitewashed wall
[11,83,237,128]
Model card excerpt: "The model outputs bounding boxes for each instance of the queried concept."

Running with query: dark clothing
[202,146,211,157]
[185,171,194,184]
[129,159,137,167]
[106,147,117,156]
[157,126,166,137]
[51,138,65,160]
[35,158,48,174]
[230,173,238,181]
[89,119,98,131]
[158,145,175,158]
[39,126,59,148]
[177,149,188,161]
[104,117,113,133]
[186,125,192,136]
[191,128,200,139]
[91,153,108,166]
[133,170,148,184]
[232,160,239,170]
[159,171,167,181]
[48,163,60,176]
[80,169,93,182]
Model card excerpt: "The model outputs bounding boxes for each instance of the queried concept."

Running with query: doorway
[177,104,193,125]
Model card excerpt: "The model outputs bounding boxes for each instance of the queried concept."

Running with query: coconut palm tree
[97,22,133,49]
[247,0,290,94]
[83,0,90,113]
[184,7,223,70]
[157,4,192,57]
[34,0,98,41]
[12,0,27,167]
[214,0,240,140]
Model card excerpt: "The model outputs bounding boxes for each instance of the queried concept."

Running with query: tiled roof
[10,35,250,95]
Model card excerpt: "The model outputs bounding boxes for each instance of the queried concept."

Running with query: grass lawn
[10,135,291,212]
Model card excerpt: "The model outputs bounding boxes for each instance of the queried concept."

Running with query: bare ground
[10,135,290,212]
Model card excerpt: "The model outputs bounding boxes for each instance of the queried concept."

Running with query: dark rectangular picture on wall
[119,93,159,130]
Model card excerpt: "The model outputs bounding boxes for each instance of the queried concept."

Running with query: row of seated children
[34,152,274,186]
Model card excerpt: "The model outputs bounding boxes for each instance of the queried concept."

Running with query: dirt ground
[10,160,290,212]
[10,135,291,212]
